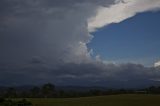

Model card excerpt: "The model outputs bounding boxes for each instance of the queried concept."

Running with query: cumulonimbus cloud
[0,0,160,86]
[1,0,160,64]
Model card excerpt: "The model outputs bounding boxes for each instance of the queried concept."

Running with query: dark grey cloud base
[0,0,160,87]
[1,61,160,87]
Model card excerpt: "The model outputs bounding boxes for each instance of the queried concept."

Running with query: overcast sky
[0,0,160,87]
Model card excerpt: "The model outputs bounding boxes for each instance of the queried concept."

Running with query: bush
[0,98,32,106]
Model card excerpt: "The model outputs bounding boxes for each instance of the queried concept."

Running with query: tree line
[1,83,160,98]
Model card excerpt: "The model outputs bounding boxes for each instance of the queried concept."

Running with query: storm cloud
[0,0,160,87]
[1,61,160,87]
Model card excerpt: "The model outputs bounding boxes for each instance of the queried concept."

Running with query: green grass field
[24,94,160,106]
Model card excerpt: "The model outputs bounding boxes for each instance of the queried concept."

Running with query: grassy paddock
[19,94,160,106]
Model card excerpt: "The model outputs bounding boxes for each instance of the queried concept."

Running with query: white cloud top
[88,0,160,32]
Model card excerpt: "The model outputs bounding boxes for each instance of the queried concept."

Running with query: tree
[41,83,55,98]
[30,86,40,98]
